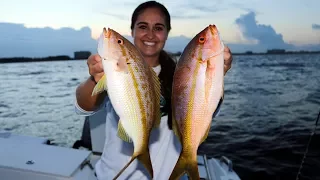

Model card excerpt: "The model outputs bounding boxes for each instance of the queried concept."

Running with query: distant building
[266,49,286,54]
[167,51,182,57]
[74,51,91,60]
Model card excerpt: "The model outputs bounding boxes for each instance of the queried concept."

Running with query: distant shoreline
[0,51,91,64]
[168,49,320,57]
[0,56,79,64]
[232,51,320,56]
[1,50,320,64]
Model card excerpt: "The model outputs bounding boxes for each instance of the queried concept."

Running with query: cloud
[1,14,320,59]
[312,24,320,30]
[223,11,320,53]
[234,11,294,51]
[0,23,97,58]
[220,11,320,52]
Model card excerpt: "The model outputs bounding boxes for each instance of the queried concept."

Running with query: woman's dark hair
[130,1,171,32]
[131,1,176,129]
[158,51,176,129]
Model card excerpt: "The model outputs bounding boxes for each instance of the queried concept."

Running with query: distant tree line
[168,49,320,57]
[0,51,92,63]
[0,55,72,63]
[1,49,319,64]
[234,49,320,55]
[74,51,91,60]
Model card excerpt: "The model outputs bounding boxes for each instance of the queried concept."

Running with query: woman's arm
[75,54,106,111]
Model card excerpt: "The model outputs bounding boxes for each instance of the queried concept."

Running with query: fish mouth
[208,24,217,36]
[103,27,111,38]
[208,24,221,42]
[207,24,224,60]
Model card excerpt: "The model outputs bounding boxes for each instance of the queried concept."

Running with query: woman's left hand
[223,46,233,75]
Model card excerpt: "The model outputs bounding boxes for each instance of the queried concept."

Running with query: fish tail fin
[112,156,137,180]
[113,147,153,180]
[137,147,153,179]
[169,151,199,180]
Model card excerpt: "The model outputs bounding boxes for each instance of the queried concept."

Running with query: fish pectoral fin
[117,120,132,143]
[91,74,107,96]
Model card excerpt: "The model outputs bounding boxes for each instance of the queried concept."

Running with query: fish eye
[117,39,123,44]
[199,37,205,43]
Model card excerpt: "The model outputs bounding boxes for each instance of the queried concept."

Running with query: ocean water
[0,54,319,180]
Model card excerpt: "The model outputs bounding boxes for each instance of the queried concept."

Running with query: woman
[75,1,233,179]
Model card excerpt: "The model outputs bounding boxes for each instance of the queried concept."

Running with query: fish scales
[170,24,225,180]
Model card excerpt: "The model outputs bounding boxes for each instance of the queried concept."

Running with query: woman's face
[131,7,169,59]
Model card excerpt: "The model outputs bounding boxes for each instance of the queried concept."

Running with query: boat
[0,108,241,180]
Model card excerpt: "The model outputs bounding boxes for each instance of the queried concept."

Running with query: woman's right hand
[87,54,104,83]
[76,54,105,111]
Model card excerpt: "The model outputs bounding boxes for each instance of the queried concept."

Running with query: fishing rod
[295,109,320,180]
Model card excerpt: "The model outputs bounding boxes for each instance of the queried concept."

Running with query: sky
[0,0,319,57]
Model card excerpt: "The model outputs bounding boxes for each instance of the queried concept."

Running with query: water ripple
[0,55,320,180]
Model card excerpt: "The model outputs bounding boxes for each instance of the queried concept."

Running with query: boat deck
[0,126,240,180]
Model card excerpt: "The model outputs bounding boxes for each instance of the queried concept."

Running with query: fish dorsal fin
[150,67,161,128]
[91,74,107,96]
[117,120,132,143]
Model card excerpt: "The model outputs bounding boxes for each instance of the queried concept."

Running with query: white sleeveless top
[75,65,220,179]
